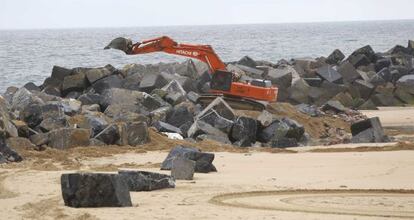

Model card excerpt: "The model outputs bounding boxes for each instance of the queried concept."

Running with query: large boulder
[84,67,112,84]
[196,97,235,121]
[288,78,311,104]
[48,128,90,149]
[230,116,257,147]
[94,124,120,145]
[337,61,360,83]
[316,65,342,83]
[0,133,23,163]
[100,88,145,110]
[282,117,305,141]
[187,120,229,142]
[396,74,414,94]
[351,117,387,143]
[139,72,168,93]
[11,88,44,111]
[154,121,182,134]
[92,74,123,94]
[118,170,175,191]
[125,122,150,146]
[61,72,88,96]
[161,146,217,173]
[0,96,18,138]
[326,49,345,65]
[171,157,196,180]
[166,105,194,128]
[257,119,290,143]
[61,173,132,208]
[349,45,376,63]
[237,56,258,68]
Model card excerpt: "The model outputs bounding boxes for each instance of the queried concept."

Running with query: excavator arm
[111,36,227,73]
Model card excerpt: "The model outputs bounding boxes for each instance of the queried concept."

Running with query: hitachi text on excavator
[104,36,278,110]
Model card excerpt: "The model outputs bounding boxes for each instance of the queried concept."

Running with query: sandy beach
[0,107,412,219]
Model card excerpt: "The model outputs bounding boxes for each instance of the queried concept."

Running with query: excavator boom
[105,36,278,106]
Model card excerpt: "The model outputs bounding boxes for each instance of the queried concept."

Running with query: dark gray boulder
[23,82,40,92]
[11,88,44,111]
[84,67,112,84]
[375,58,391,72]
[171,157,195,180]
[288,79,311,104]
[316,65,342,83]
[48,128,91,149]
[370,68,391,86]
[77,93,103,106]
[0,133,23,163]
[92,74,123,94]
[303,78,323,87]
[196,134,232,144]
[51,65,72,80]
[349,45,376,63]
[230,116,257,147]
[94,124,120,145]
[337,61,360,83]
[257,120,288,143]
[39,117,69,132]
[142,94,170,112]
[61,173,132,208]
[348,54,371,68]
[100,88,144,110]
[125,122,149,146]
[187,120,228,140]
[282,117,305,141]
[326,49,345,65]
[166,105,194,128]
[118,170,175,191]
[139,72,168,93]
[237,56,258,68]
[350,117,387,143]
[62,72,88,95]
[161,145,217,173]
[351,79,375,100]
[19,103,43,128]
[153,121,182,135]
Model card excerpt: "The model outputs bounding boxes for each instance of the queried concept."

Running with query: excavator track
[197,95,267,111]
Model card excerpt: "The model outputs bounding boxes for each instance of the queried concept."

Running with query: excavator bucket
[104,37,133,53]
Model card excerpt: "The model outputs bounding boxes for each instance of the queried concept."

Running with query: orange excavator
[104,36,278,110]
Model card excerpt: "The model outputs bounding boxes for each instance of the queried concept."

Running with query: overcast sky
[1,0,414,29]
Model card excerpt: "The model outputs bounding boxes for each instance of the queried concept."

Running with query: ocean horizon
[1,19,414,91]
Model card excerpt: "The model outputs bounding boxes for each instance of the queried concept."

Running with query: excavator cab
[210,70,233,91]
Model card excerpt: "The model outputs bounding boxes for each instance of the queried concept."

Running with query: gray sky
[1,0,414,29]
